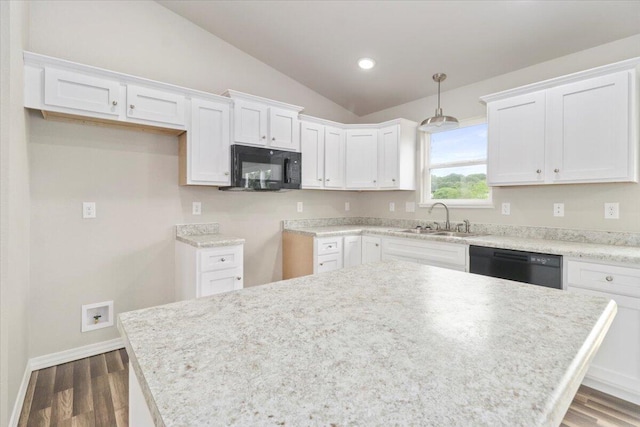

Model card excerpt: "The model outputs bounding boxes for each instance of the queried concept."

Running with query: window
[421,119,491,207]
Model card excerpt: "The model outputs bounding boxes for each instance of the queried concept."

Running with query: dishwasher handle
[493,251,530,263]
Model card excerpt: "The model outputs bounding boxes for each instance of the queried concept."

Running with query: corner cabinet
[224,90,303,152]
[482,58,639,186]
[565,258,640,404]
[179,97,232,186]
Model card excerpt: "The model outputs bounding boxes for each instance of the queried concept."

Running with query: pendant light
[419,73,459,133]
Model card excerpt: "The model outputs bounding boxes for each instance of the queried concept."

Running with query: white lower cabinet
[362,236,382,264]
[313,236,343,274]
[175,243,244,300]
[343,236,362,268]
[382,238,468,271]
[565,259,640,404]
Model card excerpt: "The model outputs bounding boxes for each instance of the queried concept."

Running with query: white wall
[27,0,359,358]
[358,35,640,233]
[0,0,30,424]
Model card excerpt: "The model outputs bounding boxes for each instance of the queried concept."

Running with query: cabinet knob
[373,180,377,183]
[327,246,332,249]
[375,243,379,247]
[224,172,230,176]
[392,178,396,182]
[236,276,242,280]
[129,104,135,109]
[554,168,559,173]
[272,137,275,141]
[318,178,322,181]
[536,169,541,174]
[605,275,613,282]
[220,258,226,262]
[112,100,118,106]
[320,263,324,266]
[262,135,266,139]
[326,178,330,182]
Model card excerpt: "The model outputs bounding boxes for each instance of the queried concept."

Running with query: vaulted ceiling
[157,1,640,116]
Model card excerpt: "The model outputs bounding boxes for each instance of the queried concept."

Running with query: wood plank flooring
[18,349,128,427]
[18,348,640,426]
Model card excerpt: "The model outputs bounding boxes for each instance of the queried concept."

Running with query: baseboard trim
[30,337,124,371]
[8,362,32,427]
[8,338,125,426]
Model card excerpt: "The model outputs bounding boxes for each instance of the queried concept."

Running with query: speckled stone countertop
[175,223,244,248]
[283,222,640,264]
[118,261,616,427]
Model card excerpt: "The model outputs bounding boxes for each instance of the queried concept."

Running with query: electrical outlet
[604,202,619,219]
[345,202,350,212]
[297,201,303,213]
[553,203,564,217]
[501,202,511,215]
[82,202,96,219]
[192,202,201,215]
[405,202,415,213]
[389,202,395,212]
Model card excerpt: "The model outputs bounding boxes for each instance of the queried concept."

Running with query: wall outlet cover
[192,202,202,215]
[405,202,415,213]
[501,202,511,215]
[297,201,303,213]
[82,202,96,219]
[389,202,395,212]
[553,203,565,217]
[345,202,350,212]
[604,202,619,219]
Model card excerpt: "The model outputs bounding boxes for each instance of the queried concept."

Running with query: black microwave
[221,145,301,191]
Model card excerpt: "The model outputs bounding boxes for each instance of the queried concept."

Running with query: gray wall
[0,1,30,424]
[358,35,640,233]
[27,0,361,359]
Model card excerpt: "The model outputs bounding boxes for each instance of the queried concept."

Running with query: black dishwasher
[469,245,562,289]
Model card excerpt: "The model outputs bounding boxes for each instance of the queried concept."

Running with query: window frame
[418,116,493,208]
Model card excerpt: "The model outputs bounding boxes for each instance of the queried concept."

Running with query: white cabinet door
[547,71,632,183]
[324,126,345,189]
[378,125,399,189]
[301,121,325,188]
[233,100,268,146]
[199,267,243,297]
[126,84,186,126]
[487,91,546,185]
[188,98,231,185]
[43,67,121,117]
[343,236,362,268]
[346,129,378,189]
[362,236,381,264]
[269,107,300,151]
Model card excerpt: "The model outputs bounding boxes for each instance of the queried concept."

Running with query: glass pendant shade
[420,73,459,133]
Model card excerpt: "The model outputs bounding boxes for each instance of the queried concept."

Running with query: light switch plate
[501,202,510,215]
[405,202,415,213]
[82,202,96,219]
[604,202,619,219]
[553,203,564,217]
[389,202,395,212]
[192,202,201,215]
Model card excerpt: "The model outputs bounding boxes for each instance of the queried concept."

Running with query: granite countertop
[118,261,616,427]
[283,225,640,264]
[175,222,244,248]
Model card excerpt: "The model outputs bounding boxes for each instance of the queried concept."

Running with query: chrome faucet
[428,202,450,231]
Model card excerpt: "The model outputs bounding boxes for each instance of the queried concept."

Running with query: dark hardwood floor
[18,349,640,426]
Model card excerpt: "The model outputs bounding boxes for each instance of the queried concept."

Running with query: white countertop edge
[542,299,617,426]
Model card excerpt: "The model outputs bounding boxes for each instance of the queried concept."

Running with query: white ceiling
[157,1,640,116]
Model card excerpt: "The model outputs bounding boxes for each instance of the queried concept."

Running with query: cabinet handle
[375,243,379,247]
[536,169,541,174]
[220,258,226,262]
[236,276,242,280]
[112,100,118,106]
[327,246,332,249]
[129,104,135,110]
[224,172,230,176]
[320,263,324,266]
[272,137,275,141]
[605,275,613,282]
[373,180,377,183]
[392,178,396,182]
[262,135,266,139]
[326,178,330,182]
[318,178,322,181]
[554,168,559,173]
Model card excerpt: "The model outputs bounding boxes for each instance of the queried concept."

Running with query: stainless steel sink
[400,229,439,234]
[431,231,482,237]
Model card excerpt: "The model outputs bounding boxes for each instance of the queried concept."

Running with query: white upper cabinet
[346,129,378,189]
[225,90,303,151]
[324,126,345,189]
[43,67,122,117]
[487,91,546,185]
[378,125,399,189]
[482,58,639,186]
[547,72,633,183]
[180,97,232,186]
[300,120,325,188]
[126,84,186,127]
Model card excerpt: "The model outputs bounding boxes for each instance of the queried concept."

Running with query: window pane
[430,123,487,164]
[430,164,489,200]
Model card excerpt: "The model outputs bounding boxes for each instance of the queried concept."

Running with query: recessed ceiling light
[358,58,376,70]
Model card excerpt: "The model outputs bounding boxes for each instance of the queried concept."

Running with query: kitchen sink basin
[400,229,439,234]
[399,229,481,238]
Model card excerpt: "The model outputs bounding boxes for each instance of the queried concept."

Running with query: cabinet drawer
[317,253,342,274]
[316,237,342,255]
[199,268,243,297]
[566,260,640,298]
[126,84,186,126]
[199,245,243,273]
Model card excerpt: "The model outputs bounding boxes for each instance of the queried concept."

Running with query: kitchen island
[118,261,616,426]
